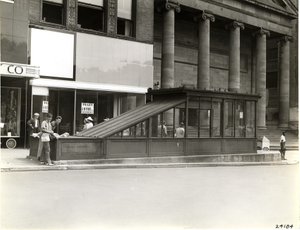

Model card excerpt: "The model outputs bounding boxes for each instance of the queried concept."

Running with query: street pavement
[1,164,299,229]
[0,148,299,229]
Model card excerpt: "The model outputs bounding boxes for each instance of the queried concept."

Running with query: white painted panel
[76,33,153,88]
[32,86,49,96]
[45,0,63,4]
[30,29,74,79]
[78,0,103,6]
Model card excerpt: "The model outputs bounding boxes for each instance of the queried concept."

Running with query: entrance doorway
[49,90,74,135]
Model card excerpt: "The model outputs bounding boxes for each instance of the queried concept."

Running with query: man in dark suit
[27,113,40,135]
[26,113,40,148]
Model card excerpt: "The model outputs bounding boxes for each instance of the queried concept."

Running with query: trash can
[257,136,270,151]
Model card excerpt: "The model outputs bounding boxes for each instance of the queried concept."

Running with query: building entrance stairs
[257,128,299,151]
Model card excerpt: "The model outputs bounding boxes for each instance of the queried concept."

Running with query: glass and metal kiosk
[47,87,262,161]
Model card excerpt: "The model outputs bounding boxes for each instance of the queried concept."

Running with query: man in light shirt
[280,131,286,160]
[175,122,185,138]
[40,113,54,166]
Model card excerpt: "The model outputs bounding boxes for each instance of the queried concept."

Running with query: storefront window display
[1,87,21,137]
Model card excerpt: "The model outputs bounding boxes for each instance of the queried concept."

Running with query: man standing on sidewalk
[26,113,40,148]
[40,113,54,166]
[280,131,287,160]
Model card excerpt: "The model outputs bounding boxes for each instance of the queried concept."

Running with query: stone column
[106,0,118,36]
[225,21,245,93]
[278,36,293,129]
[252,28,270,129]
[194,11,215,90]
[157,0,181,89]
[66,0,77,29]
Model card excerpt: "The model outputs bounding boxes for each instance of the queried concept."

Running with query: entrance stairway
[257,128,299,151]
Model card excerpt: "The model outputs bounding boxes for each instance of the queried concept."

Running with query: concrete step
[52,153,282,165]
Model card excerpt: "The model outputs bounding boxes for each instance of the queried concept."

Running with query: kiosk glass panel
[212,99,222,137]
[200,98,211,137]
[188,97,200,137]
[246,101,255,137]
[235,100,245,137]
[224,101,234,137]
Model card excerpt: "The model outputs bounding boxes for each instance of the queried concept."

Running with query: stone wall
[153,12,253,93]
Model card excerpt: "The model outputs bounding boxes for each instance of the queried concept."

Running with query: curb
[1,160,298,172]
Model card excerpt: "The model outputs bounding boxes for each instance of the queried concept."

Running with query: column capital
[194,10,215,22]
[278,35,293,43]
[252,28,270,37]
[225,21,245,30]
[157,0,181,13]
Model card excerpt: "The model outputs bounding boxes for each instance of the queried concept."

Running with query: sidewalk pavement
[1,148,299,172]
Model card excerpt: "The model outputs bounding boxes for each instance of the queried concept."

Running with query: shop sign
[42,101,49,113]
[81,103,94,114]
[0,62,40,78]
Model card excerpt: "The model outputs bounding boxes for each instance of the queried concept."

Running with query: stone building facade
[0,0,298,148]
[153,0,298,131]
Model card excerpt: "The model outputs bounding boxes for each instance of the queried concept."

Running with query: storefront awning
[76,97,186,138]
[30,79,148,94]
[0,62,40,79]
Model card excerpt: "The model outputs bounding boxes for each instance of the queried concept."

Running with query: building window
[42,0,64,25]
[1,87,21,137]
[266,72,278,88]
[117,0,133,36]
[78,0,104,31]
[267,48,278,60]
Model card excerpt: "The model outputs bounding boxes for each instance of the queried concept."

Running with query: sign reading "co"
[7,65,24,75]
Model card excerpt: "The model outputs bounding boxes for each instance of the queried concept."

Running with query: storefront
[29,78,148,136]
[0,62,40,148]
[27,27,153,138]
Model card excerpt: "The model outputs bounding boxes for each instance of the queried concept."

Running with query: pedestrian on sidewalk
[280,131,287,160]
[51,116,62,132]
[26,113,40,148]
[39,113,54,166]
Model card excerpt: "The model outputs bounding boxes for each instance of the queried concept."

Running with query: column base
[278,124,290,130]
[257,126,267,130]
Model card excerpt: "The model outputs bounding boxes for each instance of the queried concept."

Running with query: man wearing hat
[39,113,54,166]
[27,113,40,148]
[83,116,93,130]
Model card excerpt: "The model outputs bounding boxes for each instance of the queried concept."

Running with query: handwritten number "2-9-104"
[276,224,293,229]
